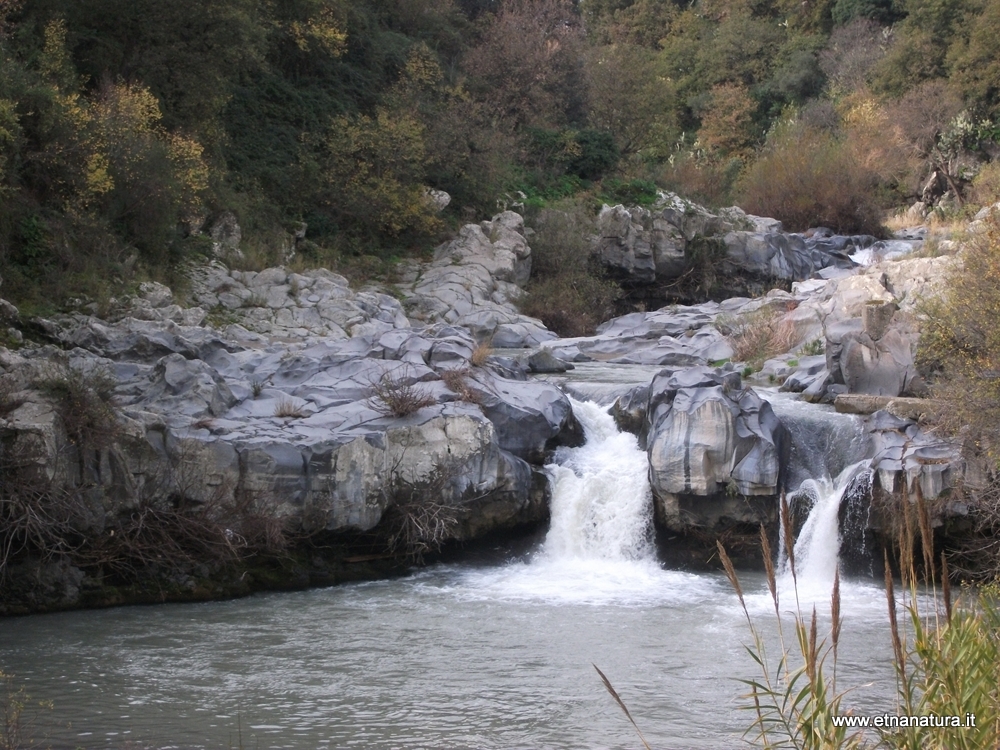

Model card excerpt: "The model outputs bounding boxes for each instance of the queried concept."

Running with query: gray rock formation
[593,192,870,293]
[644,367,788,531]
[397,211,555,347]
[593,193,749,284]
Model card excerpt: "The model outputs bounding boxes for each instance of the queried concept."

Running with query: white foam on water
[441,558,721,606]
[427,398,726,606]
[769,463,872,608]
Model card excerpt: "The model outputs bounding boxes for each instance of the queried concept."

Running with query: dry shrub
[0,482,84,587]
[736,124,887,235]
[381,487,460,563]
[88,484,286,583]
[657,151,740,209]
[722,309,798,367]
[969,160,1000,207]
[368,370,436,418]
[518,206,621,337]
[0,433,289,594]
[34,364,120,450]
[918,216,1000,461]
[439,368,483,405]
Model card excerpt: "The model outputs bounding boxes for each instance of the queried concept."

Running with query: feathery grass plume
[470,339,494,368]
[900,491,916,591]
[916,487,935,586]
[941,552,952,623]
[885,549,906,682]
[780,493,796,578]
[717,540,749,625]
[831,567,841,690]
[760,524,778,614]
[593,664,654,750]
[806,606,818,684]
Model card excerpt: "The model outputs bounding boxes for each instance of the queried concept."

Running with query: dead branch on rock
[439,368,484,405]
[367,369,436,418]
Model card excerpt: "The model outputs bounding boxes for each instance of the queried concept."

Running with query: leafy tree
[584,43,678,156]
[947,0,1000,115]
[872,0,974,95]
[27,0,270,137]
[316,107,441,241]
[584,0,678,47]
[697,83,759,157]
[461,0,586,133]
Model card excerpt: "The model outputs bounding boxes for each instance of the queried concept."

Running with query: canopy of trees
[1,0,1000,310]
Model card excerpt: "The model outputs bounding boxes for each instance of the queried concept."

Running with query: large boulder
[593,193,748,284]
[645,367,788,530]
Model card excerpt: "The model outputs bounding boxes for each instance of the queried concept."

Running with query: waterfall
[765,391,874,596]
[778,463,873,600]
[451,397,720,605]
[542,398,654,561]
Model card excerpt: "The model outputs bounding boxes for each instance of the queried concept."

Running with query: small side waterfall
[766,391,875,595]
[779,463,874,599]
[543,398,653,561]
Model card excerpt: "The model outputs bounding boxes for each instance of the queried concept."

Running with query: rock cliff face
[0,212,584,613]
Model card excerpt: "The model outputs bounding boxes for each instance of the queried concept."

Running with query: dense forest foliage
[1,0,1000,311]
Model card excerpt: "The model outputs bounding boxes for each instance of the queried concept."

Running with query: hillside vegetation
[1,0,1000,311]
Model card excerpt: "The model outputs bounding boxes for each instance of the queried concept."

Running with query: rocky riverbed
[0,193,986,613]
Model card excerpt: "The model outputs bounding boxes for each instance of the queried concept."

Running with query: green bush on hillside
[517,206,620,337]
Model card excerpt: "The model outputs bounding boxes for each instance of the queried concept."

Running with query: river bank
[0,193,985,614]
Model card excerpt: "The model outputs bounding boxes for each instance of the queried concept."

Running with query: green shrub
[517,206,621,337]
[600,178,659,207]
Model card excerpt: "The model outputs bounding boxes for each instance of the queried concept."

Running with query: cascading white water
[453,397,717,605]
[778,462,873,601]
[543,398,653,561]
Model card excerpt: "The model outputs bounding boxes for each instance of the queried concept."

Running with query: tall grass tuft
[728,492,1000,750]
[721,531,865,750]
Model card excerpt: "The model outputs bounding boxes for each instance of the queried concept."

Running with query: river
[1,394,905,749]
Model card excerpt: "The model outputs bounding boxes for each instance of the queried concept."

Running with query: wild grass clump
[720,502,865,750]
[273,397,307,419]
[720,309,798,369]
[717,484,1000,750]
[517,205,621,337]
[470,340,494,367]
[368,370,435,418]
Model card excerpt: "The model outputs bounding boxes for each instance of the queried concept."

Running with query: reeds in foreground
[721,528,863,750]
